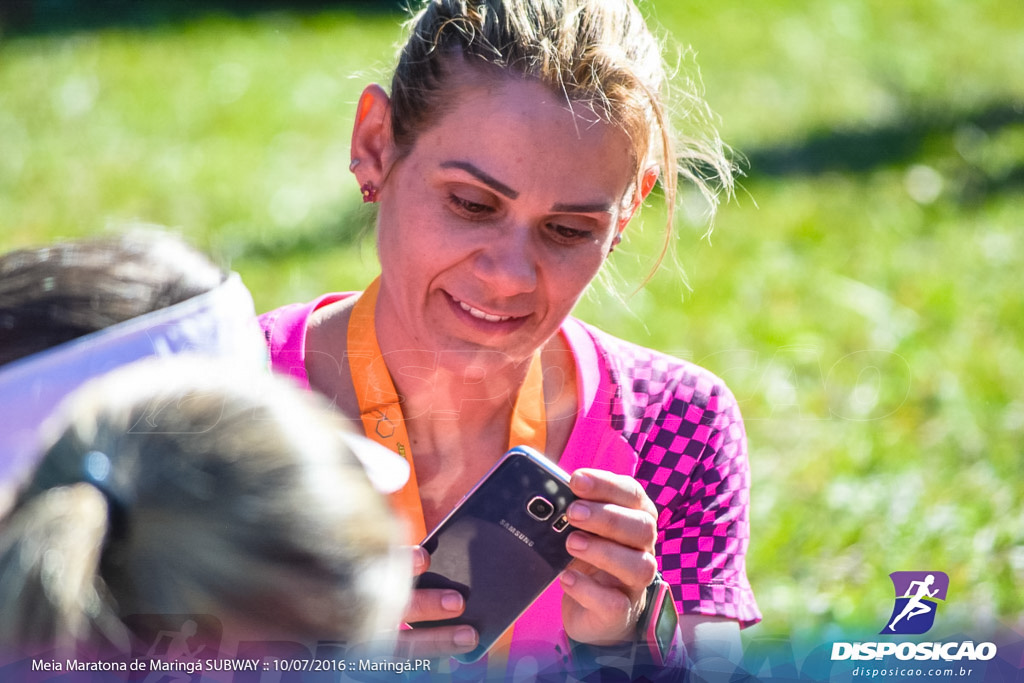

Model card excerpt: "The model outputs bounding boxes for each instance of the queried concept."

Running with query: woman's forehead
[407,66,637,166]
[440,61,610,125]
[410,86,636,198]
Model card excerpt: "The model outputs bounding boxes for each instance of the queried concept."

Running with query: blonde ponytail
[0,483,124,655]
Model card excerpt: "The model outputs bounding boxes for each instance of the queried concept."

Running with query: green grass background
[2,0,1021,645]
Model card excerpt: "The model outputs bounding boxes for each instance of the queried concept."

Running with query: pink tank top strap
[259,293,348,389]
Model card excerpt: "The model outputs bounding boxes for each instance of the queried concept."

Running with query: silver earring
[349,159,361,172]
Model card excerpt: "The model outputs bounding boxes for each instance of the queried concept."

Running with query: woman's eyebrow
[439,160,519,199]
[551,200,616,214]
[439,160,614,214]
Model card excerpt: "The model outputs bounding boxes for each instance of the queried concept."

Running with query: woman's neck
[380,346,533,526]
[386,347,532,427]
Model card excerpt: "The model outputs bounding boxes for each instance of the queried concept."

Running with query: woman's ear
[349,84,394,191]
[618,166,660,230]
[640,166,659,200]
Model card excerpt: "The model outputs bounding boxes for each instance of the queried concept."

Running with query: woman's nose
[473,224,538,296]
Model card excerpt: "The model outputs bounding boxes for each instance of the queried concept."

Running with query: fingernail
[442,592,464,612]
[412,549,426,572]
[567,533,588,552]
[572,472,593,492]
[560,570,577,587]
[568,501,590,521]
[454,626,477,648]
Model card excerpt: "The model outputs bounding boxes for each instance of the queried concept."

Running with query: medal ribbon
[347,277,547,670]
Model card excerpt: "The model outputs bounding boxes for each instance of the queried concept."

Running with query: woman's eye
[447,193,493,217]
[548,223,592,242]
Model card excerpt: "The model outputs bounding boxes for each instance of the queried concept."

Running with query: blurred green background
[2,0,1022,646]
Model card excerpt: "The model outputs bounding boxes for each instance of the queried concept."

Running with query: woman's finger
[411,546,430,576]
[565,531,658,590]
[559,568,640,645]
[566,499,658,551]
[570,469,658,519]
[395,625,479,660]
[404,587,466,624]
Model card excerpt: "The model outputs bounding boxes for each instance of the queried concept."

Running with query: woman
[261,0,760,677]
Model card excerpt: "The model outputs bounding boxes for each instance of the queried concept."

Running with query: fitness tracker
[569,573,684,678]
[637,572,681,666]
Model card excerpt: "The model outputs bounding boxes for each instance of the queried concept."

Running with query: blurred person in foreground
[0,229,265,511]
[0,357,411,662]
[259,0,761,678]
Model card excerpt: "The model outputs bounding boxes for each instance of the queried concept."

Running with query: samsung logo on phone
[500,519,535,547]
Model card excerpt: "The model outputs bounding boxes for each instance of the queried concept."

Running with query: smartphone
[411,445,577,663]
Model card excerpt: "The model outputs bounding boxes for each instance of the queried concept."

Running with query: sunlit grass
[0,9,401,249]
[1,0,1021,644]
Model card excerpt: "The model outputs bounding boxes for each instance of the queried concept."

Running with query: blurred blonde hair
[0,357,409,656]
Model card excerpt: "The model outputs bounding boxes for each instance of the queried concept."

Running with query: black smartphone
[411,445,577,663]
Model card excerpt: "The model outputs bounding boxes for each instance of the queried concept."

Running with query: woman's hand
[559,468,660,645]
[394,547,479,660]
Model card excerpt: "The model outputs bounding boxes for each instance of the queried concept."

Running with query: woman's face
[373,71,637,369]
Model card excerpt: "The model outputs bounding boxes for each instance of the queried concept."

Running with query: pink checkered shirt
[260,297,761,674]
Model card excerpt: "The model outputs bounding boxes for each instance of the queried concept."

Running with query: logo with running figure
[882,571,949,635]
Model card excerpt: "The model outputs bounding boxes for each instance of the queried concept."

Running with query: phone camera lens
[526,496,554,521]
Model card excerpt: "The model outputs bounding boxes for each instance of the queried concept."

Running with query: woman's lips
[454,298,512,322]
[449,294,526,324]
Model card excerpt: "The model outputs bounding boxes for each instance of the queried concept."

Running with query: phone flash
[552,513,570,533]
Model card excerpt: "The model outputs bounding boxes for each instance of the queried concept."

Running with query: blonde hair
[390,0,734,269]
[0,358,408,656]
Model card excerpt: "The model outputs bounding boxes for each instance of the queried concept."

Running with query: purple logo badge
[882,571,949,635]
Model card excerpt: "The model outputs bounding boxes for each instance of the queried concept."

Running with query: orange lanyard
[347,277,547,672]
[347,277,548,543]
